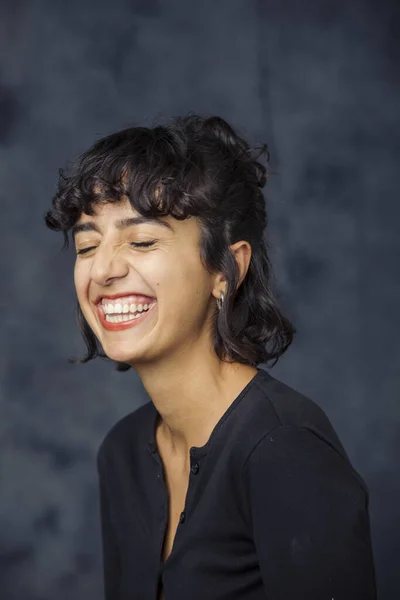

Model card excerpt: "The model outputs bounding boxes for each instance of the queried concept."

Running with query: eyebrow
[72,216,174,238]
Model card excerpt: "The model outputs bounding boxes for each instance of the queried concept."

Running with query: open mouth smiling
[95,294,158,331]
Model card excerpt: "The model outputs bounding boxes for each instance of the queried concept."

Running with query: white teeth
[103,301,156,323]
[102,301,154,315]
[105,310,150,323]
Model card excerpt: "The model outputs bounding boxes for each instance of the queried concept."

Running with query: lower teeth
[105,309,149,323]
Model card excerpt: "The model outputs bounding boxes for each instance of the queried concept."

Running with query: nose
[90,244,129,286]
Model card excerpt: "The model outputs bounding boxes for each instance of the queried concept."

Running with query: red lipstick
[97,301,157,332]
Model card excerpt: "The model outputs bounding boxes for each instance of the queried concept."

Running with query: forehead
[72,199,199,240]
[75,198,173,227]
[77,198,144,223]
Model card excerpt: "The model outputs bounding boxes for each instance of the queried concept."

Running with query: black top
[96,367,377,600]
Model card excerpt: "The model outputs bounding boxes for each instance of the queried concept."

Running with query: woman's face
[73,197,218,366]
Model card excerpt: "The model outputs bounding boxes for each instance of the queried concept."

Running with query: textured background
[1,0,399,598]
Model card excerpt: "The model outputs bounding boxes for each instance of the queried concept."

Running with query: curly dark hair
[44,114,295,371]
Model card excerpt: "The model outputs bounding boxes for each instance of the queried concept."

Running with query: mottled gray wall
[1,0,399,598]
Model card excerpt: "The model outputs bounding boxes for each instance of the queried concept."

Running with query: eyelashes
[130,241,156,248]
[76,247,96,255]
[76,240,157,256]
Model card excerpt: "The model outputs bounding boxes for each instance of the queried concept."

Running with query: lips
[96,300,157,332]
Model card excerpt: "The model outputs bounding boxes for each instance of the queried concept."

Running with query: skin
[74,196,258,472]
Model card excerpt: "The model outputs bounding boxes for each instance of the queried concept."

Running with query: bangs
[49,125,212,247]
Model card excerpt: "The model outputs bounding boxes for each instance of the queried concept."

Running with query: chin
[102,347,136,365]
[101,340,156,366]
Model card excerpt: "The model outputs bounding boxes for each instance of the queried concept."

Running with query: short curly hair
[44,114,295,371]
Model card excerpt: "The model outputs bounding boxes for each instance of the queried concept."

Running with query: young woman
[45,115,377,599]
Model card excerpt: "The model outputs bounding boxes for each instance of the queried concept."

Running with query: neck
[135,351,259,460]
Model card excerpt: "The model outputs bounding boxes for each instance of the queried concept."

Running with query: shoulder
[255,370,334,429]
[244,370,369,495]
[253,370,348,459]
[243,424,370,523]
[96,400,154,470]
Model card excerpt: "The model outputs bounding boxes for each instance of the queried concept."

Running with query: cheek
[158,257,192,290]
[159,256,210,310]
[73,263,89,304]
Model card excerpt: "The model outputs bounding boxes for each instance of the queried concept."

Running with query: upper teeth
[102,301,155,315]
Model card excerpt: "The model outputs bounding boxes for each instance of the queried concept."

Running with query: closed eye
[76,241,156,255]
[76,246,96,255]
[130,241,156,248]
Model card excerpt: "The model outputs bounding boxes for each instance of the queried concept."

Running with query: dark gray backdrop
[1,0,399,598]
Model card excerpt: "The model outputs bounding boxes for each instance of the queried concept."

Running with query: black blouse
[96,367,377,599]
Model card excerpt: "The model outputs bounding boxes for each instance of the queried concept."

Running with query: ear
[230,240,252,289]
[212,240,252,299]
